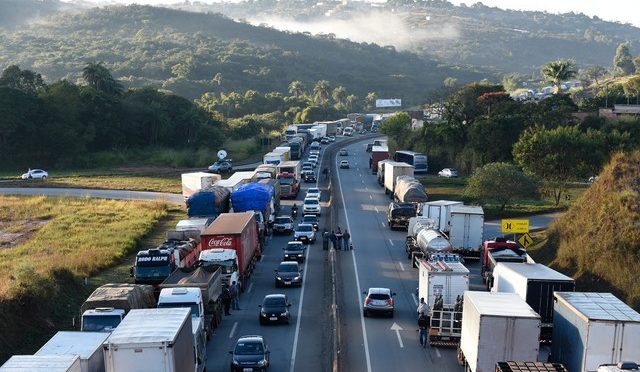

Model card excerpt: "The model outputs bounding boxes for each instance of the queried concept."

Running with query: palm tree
[332,86,347,107]
[288,80,306,98]
[365,92,378,110]
[345,94,358,110]
[82,62,123,96]
[313,80,331,105]
[541,59,577,94]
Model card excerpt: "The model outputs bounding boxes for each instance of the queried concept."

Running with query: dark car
[259,294,292,325]
[387,202,417,229]
[302,214,319,230]
[274,261,303,287]
[283,241,306,262]
[208,160,233,173]
[303,170,317,183]
[229,335,270,371]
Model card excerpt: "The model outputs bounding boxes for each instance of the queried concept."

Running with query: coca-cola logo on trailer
[208,236,233,248]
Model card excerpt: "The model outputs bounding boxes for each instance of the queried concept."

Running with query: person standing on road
[322,228,330,250]
[230,281,240,310]
[342,229,351,251]
[418,314,429,348]
[330,230,337,250]
[222,285,232,315]
[335,227,343,251]
[417,297,429,319]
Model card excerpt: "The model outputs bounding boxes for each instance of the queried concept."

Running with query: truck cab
[481,238,530,290]
[199,249,240,288]
[157,288,205,327]
[132,248,175,285]
[81,307,126,332]
[276,172,298,199]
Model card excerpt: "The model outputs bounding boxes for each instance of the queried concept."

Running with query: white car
[306,188,321,200]
[438,168,459,178]
[328,136,336,142]
[303,197,321,215]
[308,154,319,161]
[308,159,318,168]
[339,160,349,169]
[21,169,48,180]
[310,150,320,156]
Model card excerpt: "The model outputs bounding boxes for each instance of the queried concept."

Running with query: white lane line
[335,155,373,372]
[365,187,368,191]
[411,293,419,306]
[381,222,385,228]
[289,234,311,372]
[435,347,442,358]
[369,195,372,199]
[247,282,254,293]
[398,262,405,271]
[374,207,379,213]
[229,321,238,339]
[388,239,394,246]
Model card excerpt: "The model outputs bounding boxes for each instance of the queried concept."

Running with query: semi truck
[491,263,575,341]
[35,331,108,372]
[287,137,304,160]
[214,172,255,193]
[186,185,230,218]
[0,355,82,372]
[273,146,291,161]
[552,292,640,372]
[258,178,281,214]
[458,291,541,372]
[231,182,276,238]
[284,125,297,140]
[277,161,301,199]
[79,283,156,333]
[158,265,223,340]
[181,172,221,201]
[254,164,278,180]
[263,151,285,165]
[175,217,215,234]
[200,212,261,290]
[448,205,484,258]
[370,145,389,174]
[406,217,453,267]
[417,200,464,233]
[102,308,195,372]
[481,238,534,290]
[377,159,394,187]
[394,175,428,203]
[132,231,201,285]
[384,161,415,196]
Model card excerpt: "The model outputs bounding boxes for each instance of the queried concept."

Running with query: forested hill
[0,0,73,29]
[0,5,482,102]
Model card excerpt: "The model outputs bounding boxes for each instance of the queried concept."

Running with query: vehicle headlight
[232,359,239,365]
[276,276,282,280]
[280,312,288,316]
[298,254,303,257]
[294,275,301,280]
[257,360,266,367]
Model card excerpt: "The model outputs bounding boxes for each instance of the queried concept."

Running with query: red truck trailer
[370,145,389,174]
[200,212,261,288]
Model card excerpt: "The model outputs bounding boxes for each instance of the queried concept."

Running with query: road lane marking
[381,222,385,228]
[435,347,441,358]
[289,236,311,372]
[390,323,404,348]
[411,293,418,306]
[247,282,254,293]
[369,195,372,199]
[229,322,238,339]
[398,262,405,271]
[388,239,394,246]
[374,207,379,213]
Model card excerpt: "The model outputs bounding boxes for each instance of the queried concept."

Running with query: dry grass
[0,195,168,298]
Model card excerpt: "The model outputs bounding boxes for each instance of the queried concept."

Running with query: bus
[393,150,428,173]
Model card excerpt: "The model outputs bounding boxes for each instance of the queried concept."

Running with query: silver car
[363,287,395,317]
[294,223,316,244]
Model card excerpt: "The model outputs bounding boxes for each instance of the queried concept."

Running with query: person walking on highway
[230,281,240,310]
[342,229,351,251]
[222,285,232,315]
[330,230,337,250]
[418,314,429,348]
[335,227,343,251]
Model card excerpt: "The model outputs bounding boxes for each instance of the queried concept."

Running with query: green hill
[0,5,483,102]
[534,152,640,310]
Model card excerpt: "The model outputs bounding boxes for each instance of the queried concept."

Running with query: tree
[212,73,223,87]
[513,126,605,205]
[364,92,377,110]
[82,62,123,96]
[613,43,635,76]
[463,162,538,210]
[443,82,504,125]
[345,94,358,110]
[0,65,45,95]
[313,80,331,105]
[623,76,640,104]
[288,80,306,98]
[634,55,640,74]
[582,65,607,86]
[501,73,524,92]
[332,86,347,107]
[380,112,412,148]
[541,59,577,93]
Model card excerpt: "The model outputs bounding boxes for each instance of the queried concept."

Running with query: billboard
[375,99,402,108]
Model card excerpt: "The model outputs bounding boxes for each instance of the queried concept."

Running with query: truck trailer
[36,331,108,372]
[186,185,231,218]
[377,159,394,187]
[0,355,81,372]
[384,162,415,196]
[481,238,534,290]
[370,145,389,174]
[449,205,484,258]
[394,176,428,203]
[418,200,464,233]
[181,172,221,201]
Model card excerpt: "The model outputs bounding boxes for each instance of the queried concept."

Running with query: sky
[77,0,640,28]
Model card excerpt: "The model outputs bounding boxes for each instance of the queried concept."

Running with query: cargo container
[273,146,291,161]
[263,151,285,165]
[459,291,541,372]
[449,205,484,257]
[103,308,194,372]
[370,145,389,174]
[394,176,428,203]
[419,259,469,310]
[175,217,215,234]
[80,284,156,333]
[552,292,640,372]
[231,182,275,237]
[0,355,81,372]
[186,185,231,218]
[418,200,464,233]
[377,159,394,186]
[36,331,108,372]
[495,362,568,372]
[254,164,278,180]
[181,172,221,200]
[384,162,415,196]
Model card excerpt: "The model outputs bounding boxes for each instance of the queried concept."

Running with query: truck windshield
[135,265,171,279]
[205,259,236,274]
[158,302,200,317]
[82,315,122,332]
[278,178,294,185]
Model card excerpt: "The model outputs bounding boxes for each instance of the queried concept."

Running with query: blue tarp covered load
[231,182,274,212]
[186,186,231,217]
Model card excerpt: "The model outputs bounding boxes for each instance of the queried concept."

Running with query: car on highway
[229,335,270,371]
[208,160,233,174]
[308,154,319,161]
[340,160,350,169]
[308,158,318,168]
[274,261,303,287]
[328,136,336,142]
[303,197,321,215]
[273,216,294,235]
[302,164,313,173]
[320,137,330,144]
[21,169,48,180]
[363,287,396,318]
[302,214,319,231]
[306,187,321,199]
[294,223,316,244]
[438,168,459,178]
[302,161,314,169]
[359,129,367,134]
[339,149,348,156]
[283,241,306,262]
[303,170,317,183]
[259,294,292,325]
[310,152,320,159]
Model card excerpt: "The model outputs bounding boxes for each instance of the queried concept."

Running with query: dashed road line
[388,239,394,246]
[229,321,238,339]
[381,222,385,228]
[247,282,254,293]
[398,262,405,271]
[411,293,419,306]
[435,348,442,358]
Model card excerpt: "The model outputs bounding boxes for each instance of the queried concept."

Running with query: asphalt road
[0,187,184,205]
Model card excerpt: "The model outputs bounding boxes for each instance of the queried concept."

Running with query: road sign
[518,233,534,249]
[501,219,529,233]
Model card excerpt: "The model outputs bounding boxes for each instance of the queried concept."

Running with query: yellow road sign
[518,233,534,249]
[501,219,530,233]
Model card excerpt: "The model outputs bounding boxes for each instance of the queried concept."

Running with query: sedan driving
[259,294,291,325]
[438,168,459,178]
[274,261,303,287]
[229,335,270,371]
[283,241,306,262]
[21,169,48,180]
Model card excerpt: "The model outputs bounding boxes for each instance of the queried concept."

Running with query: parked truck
[36,331,108,372]
[258,178,281,215]
[458,291,541,372]
[263,151,285,165]
[552,292,640,372]
[200,212,261,290]
[132,231,201,285]
[254,164,278,180]
[79,283,156,333]
[175,217,215,234]
[370,145,389,174]
[481,238,534,290]
[449,205,484,258]
[284,125,297,140]
[394,175,428,203]
[214,171,255,193]
[277,161,301,199]
[103,308,195,372]
[186,185,230,218]
[495,362,568,372]
[287,137,304,160]
[377,159,394,187]
[492,263,575,341]
[181,172,221,201]
[231,182,275,239]
[406,217,453,267]
[417,200,464,233]
[158,265,223,340]
[384,162,415,196]
[0,355,82,372]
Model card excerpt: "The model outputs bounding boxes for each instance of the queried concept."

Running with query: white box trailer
[460,291,541,372]
[418,259,469,311]
[449,205,484,257]
[175,217,215,234]
[263,151,285,165]
[552,292,640,372]
[384,162,415,196]
[181,172,221,200]
[0,355,81,372]
[273,147,291,161]
[419,200,464,233]
[103,308,194,372]
[36,331,108,372]
[215,171,255,193]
